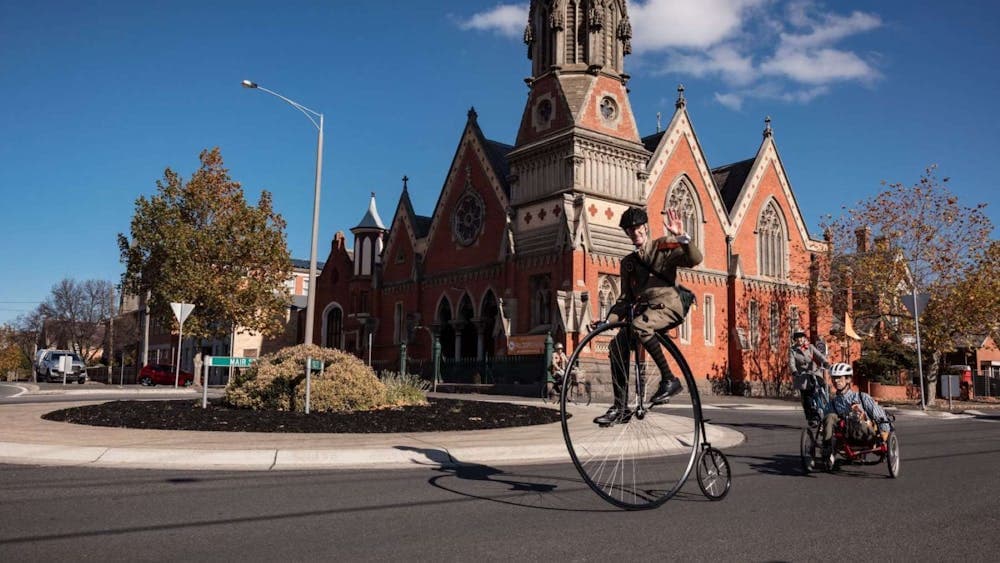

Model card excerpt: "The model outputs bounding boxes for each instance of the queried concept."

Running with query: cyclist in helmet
[821,362,891,451]
[789,330,829,425]
[594,206,703,425]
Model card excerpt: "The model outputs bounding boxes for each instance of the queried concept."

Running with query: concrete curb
[0,397,747,471]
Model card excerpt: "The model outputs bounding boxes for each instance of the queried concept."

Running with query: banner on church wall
[507,335,547,356]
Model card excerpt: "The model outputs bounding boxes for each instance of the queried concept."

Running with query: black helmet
[619,207,648,230]
[792,331,807,340]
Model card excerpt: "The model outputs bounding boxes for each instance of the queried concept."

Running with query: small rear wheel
[697,447,731,500]
[886,432,900,478]
[140,376,153,386]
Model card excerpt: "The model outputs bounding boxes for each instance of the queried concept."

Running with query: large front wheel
[561,324,701,510]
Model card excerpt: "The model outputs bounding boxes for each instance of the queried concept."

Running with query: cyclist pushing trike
[544,343,590,405]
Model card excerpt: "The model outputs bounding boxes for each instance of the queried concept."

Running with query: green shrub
[224,344,386,413]
[378,370,430,406]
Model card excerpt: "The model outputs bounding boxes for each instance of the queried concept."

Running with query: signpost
[202,356,255,408]
[304,358,323,414]
[901,268,931,410]
[170,302,195,388]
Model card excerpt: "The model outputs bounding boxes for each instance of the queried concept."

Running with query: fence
[938,370,1000,399]
[433,355,546,385]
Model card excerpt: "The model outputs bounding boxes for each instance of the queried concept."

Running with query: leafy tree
[854,335,916,385]
[118,148,291,341]
[32,278,116,362]
[823,166,994,402]
[0,325,28,380]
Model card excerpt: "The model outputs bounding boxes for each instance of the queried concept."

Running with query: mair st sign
[208,356,255,368]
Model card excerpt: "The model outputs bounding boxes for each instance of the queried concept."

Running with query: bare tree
[36,278,116,362]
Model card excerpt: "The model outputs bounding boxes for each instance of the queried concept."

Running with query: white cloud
[631,0,768,51]
[455,1,882,110]
[761,47,877,84]
[779,9,881,49]
[714,92,744,111]
[456,4,528,38]
[661,44,756,86]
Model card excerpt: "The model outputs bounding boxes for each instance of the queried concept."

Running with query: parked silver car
[35,350,87,384]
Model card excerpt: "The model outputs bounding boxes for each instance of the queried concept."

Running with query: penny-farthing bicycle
[559,303,731,509]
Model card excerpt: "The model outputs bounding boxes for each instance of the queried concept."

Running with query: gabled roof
[482,138,514,199]
[423,108,512,248]
[711,158,755,214]
[393,184,433,244]
[641,130,666,153]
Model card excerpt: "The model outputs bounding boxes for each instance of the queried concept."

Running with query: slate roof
[481,138,514,199]
[711,158,755,214]
[640,131,666,153]
[291,258,326,270]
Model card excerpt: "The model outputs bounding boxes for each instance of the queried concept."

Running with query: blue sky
[2,0,998,325]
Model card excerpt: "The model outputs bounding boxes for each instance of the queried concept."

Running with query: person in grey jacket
[790,330,828,424]
[593,206,704,426]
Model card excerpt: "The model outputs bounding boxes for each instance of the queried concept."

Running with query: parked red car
[138,364,194,386]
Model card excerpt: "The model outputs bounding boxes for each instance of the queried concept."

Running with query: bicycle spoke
[562,324,701,510]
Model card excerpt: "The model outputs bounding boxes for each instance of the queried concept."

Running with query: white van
[35,349,87,384]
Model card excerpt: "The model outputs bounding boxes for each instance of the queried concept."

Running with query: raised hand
[664,208,684,236]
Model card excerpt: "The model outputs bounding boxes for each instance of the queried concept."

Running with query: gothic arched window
[324,306,343,349]
[757,201,787,279]
[598,275,619,321]
[664,177,702,247]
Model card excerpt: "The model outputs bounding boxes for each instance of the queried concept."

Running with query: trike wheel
[697,447,731,500]
[561,324,700,510]
[824,438,838,472]
[886,432,900,478]
[800,427,817,474]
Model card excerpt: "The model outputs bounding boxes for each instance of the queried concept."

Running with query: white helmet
[830,363,853,377]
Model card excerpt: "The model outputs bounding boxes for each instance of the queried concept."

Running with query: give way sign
[170,302,195,325]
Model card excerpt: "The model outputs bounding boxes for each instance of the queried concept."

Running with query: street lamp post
[241,79,324,346]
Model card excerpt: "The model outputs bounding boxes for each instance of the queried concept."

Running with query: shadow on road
[736,453,804,477]
[393,445,616,512]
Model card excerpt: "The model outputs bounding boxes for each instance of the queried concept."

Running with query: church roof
[482,138,514,198]
[640,130,666,153]
[352,193,386,231]
[398,183,433,239]
[711,158,755,214]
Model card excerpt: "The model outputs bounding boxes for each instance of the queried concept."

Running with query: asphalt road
[1,405,998,561]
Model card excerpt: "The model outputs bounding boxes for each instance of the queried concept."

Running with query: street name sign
[209,356,255,368]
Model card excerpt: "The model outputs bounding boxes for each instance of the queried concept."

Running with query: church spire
[524,0,632,79]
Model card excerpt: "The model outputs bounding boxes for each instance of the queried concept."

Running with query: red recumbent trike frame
[800,412,900,478]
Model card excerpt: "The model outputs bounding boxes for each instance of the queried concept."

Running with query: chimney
[855,227,871,253]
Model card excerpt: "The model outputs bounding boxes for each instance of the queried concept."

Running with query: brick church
[311,0,838,394]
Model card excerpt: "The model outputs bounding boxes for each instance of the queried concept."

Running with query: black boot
[643,338,682,404]
[595,357,630,426]
[593,402,632,426]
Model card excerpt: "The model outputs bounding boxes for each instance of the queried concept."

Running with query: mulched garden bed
[41,397,563,433]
